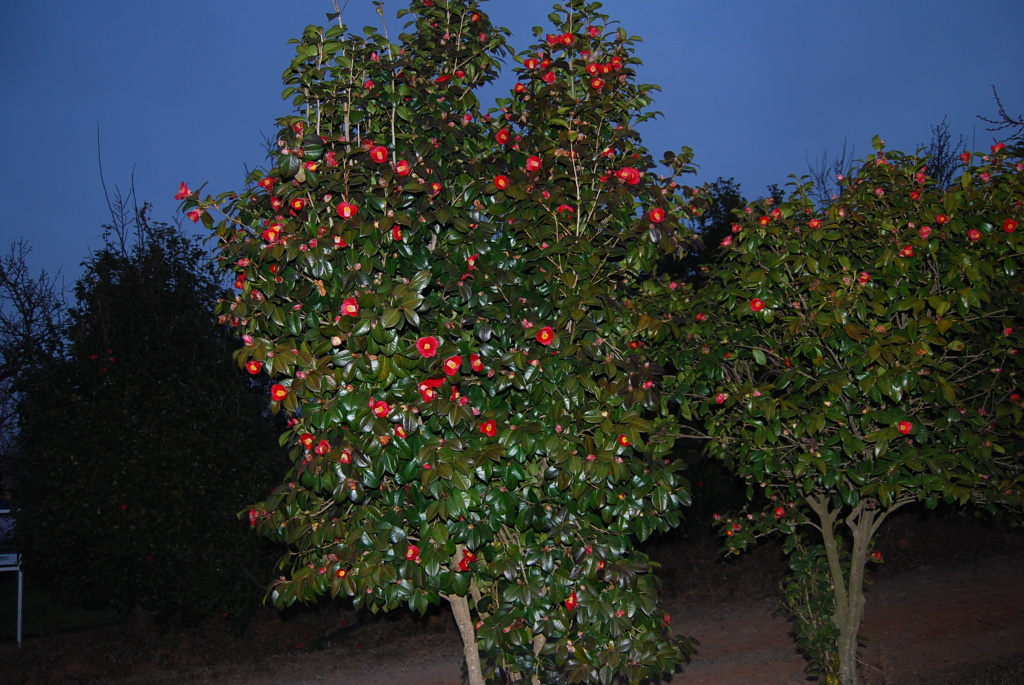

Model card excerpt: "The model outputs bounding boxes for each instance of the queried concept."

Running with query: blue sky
[1,0,1021,284]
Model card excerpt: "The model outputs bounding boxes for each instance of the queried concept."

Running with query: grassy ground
[1,506,1022,684]
[0,574,122,641]
[904,657,1024,685]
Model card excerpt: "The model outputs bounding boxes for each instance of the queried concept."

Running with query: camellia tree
[184,1,700,682]
[662,138,1024,684]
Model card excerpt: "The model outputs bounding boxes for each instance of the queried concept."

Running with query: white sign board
[0,508,22,644]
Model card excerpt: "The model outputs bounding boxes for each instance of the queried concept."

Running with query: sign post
[0,506,20,645]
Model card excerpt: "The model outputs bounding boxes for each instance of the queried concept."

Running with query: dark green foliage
[15,211,288,623]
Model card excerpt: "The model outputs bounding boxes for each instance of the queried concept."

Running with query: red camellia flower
[870,550,884,563]
[340,297,359,317]
[258,176,275,191]
[392,225,403,241]
[992,142,1006,154]
[968,228,982,242]
[174,182,191,200]
[186,209,203,223]
[536,326,555,345]
[617,434,630,448]
[910,189,922,201]
[290,198,306,212]
[720,236,733,247]
[857,271,871,284]
[959,151,972,164]
[405,545,420,561]
[807,218,822,229]
[757,216,771,226]
[525,156,542,172]
[541,70,556,84]
[372,400,391,418]
[470,354,484,372]
[494,175,510,190]
[616,167,640,185]
[337,201,358,219]
[457,550,477,572]
[495,128,510,145]
[395,159,411,176]
[1003,218,1018,233]
[774,506,786,518]
[564,592,578,610]
[714,393,728,404]
[270,384,288,402]
[750,298,766,312]
[513,82,527,94]
[899,245,914,258]
[443,355,462,376]
[395,425,407,439]
[590,77,605,90]
[299,433,315,449]
[416,336,439,358]
[262,223,282,243]
[524,57,539,69]
[369,145,388,163]
[935,214,950,224]
[314,440,331,455]
[695,312,708,322]
[897,420,913,434]
[648,207,666,223]
[245,360,263,375]
[479,420,497,437]
[918,225,932,239]
[418,378,444,402]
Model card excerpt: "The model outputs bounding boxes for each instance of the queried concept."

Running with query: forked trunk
[808,496,901,685]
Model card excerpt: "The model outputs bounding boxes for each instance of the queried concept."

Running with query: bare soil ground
[4,512,1024,685]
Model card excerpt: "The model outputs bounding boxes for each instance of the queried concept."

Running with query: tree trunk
[809,495,903,685]
[446,593,485,685]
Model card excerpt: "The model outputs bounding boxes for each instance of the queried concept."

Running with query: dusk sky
[2,1,1021,284]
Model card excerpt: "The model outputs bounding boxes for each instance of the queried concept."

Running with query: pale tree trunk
[808,496,903,685]
[446,592,485,685]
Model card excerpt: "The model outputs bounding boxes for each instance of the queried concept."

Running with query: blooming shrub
[184,1,701,682]
[663,138,1024,684]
